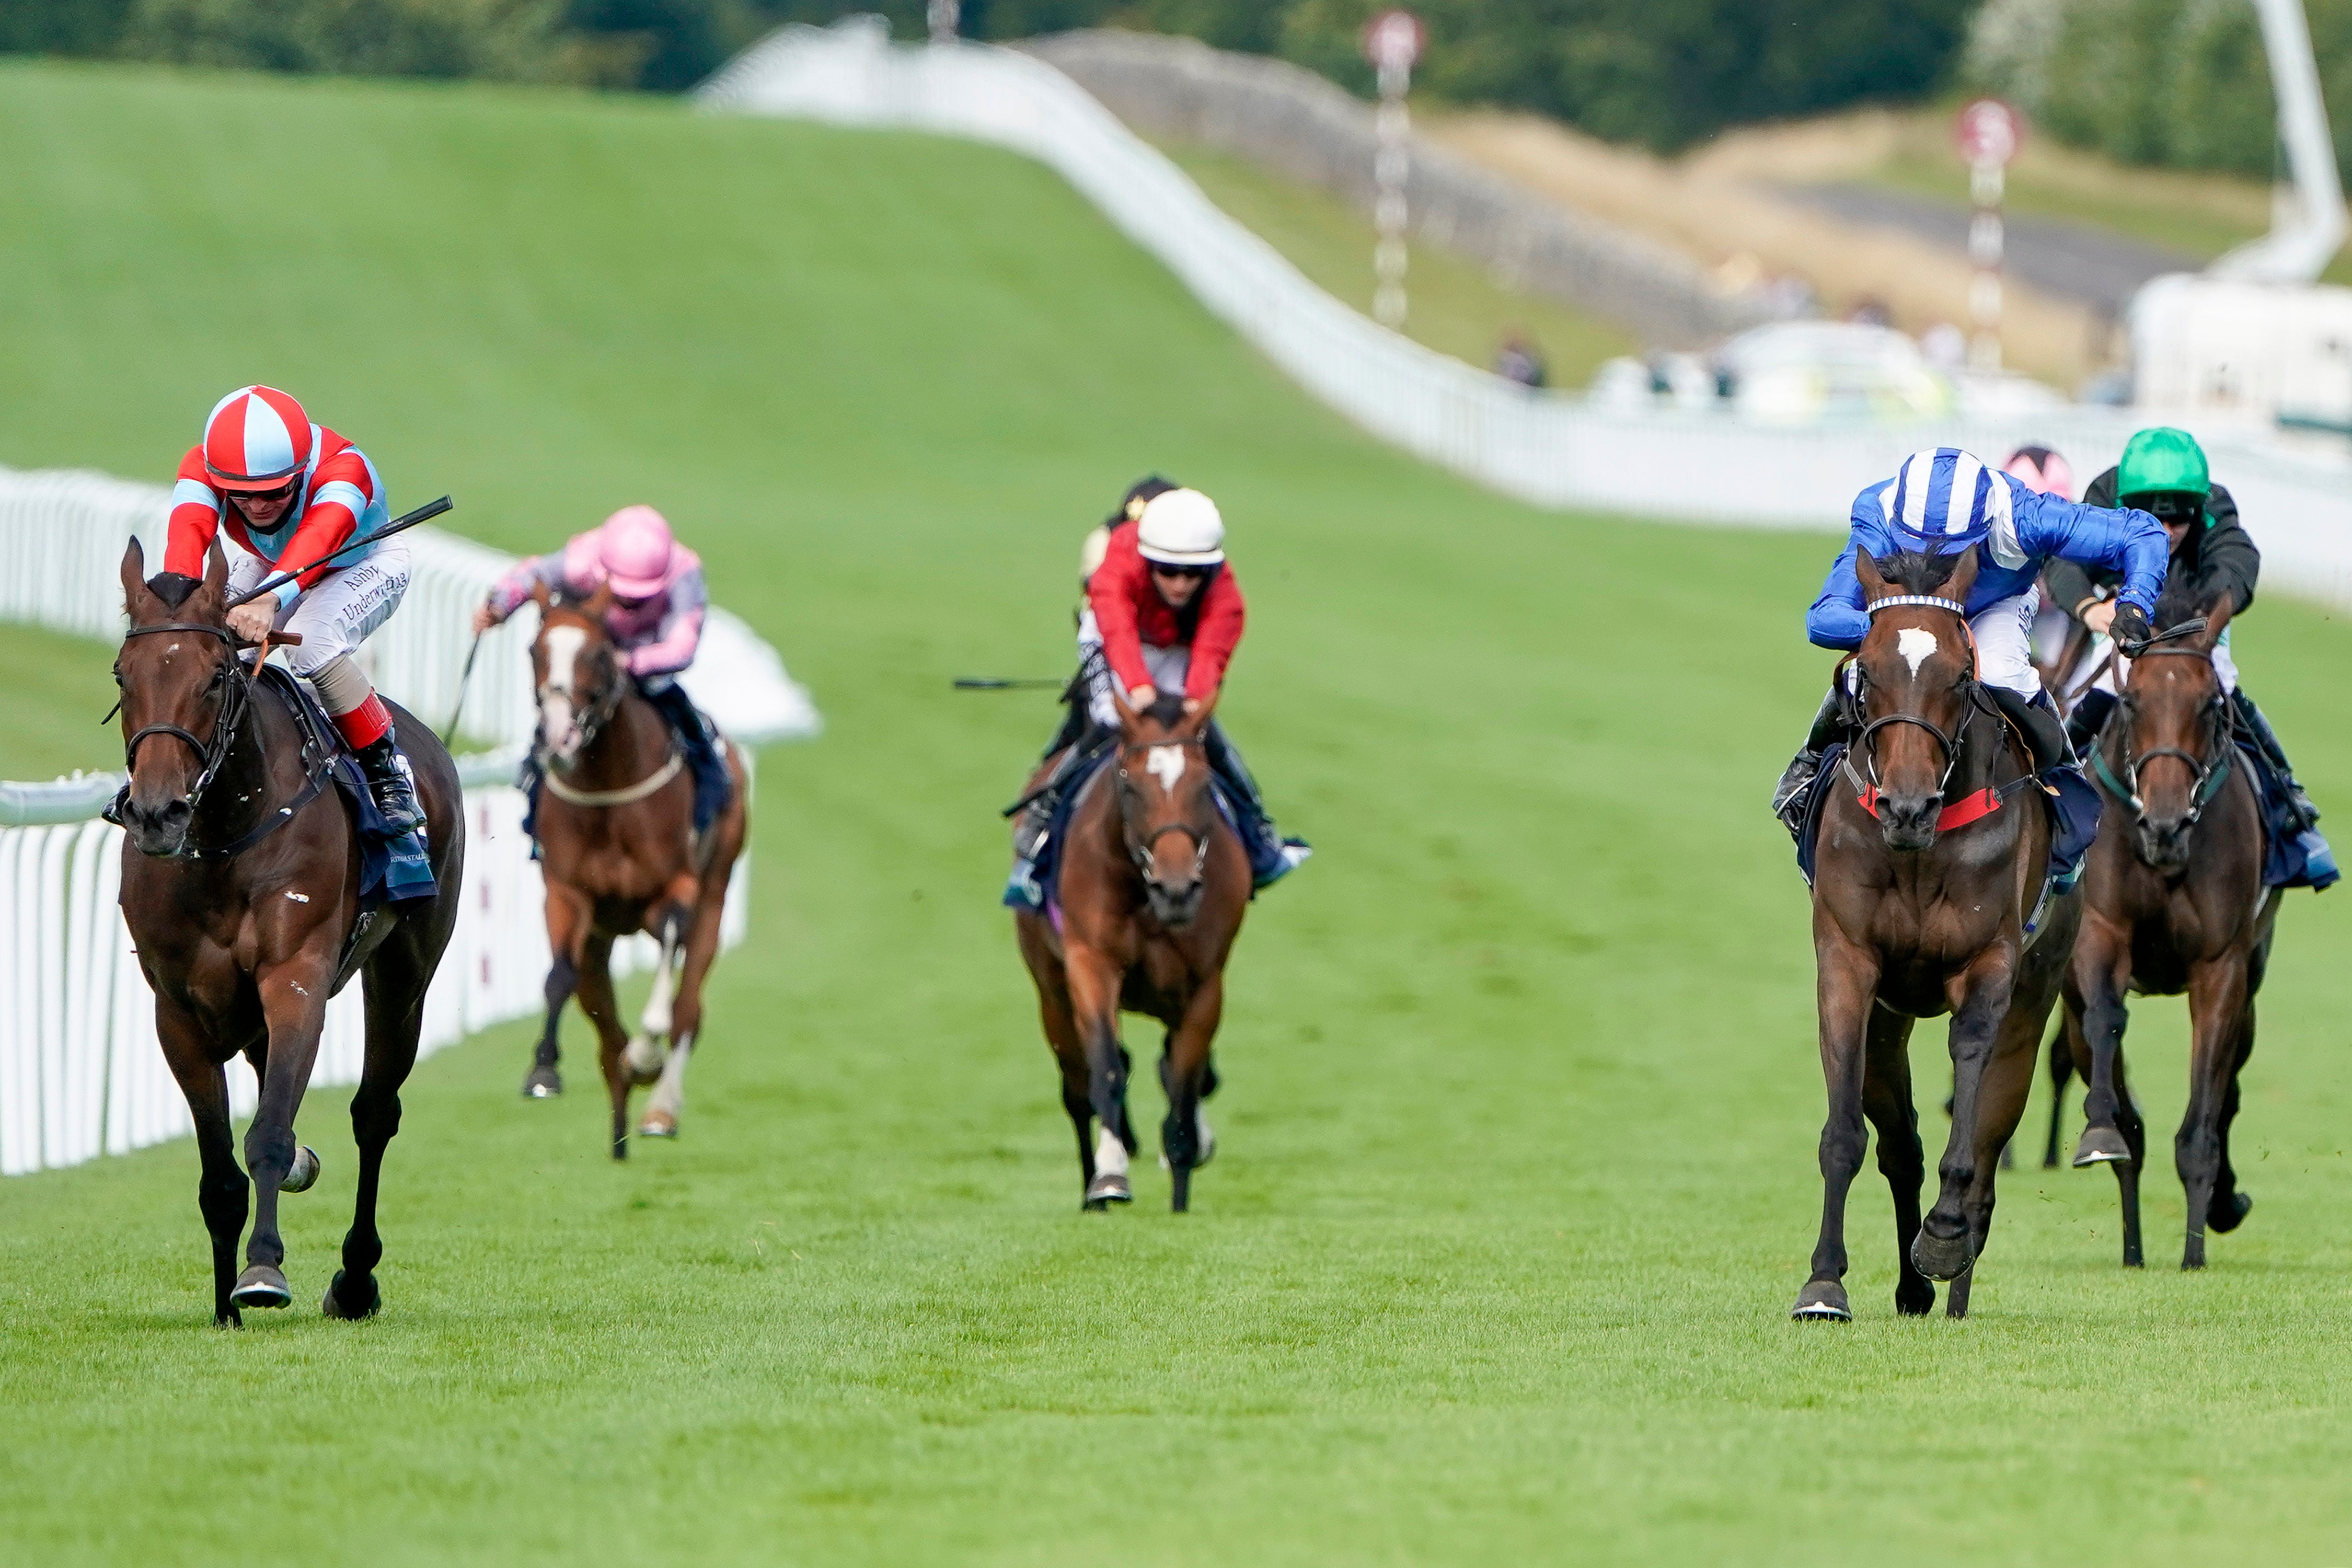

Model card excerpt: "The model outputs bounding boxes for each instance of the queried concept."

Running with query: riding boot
[354,734,427,838]
[1204,721,1310,888]
[1040,689,1088,760]
[1010,725,1110,859]
[1986,684,2074,773]
[2065,687,2117,760]
[2232,688,2320,827]
[641,679,732,834]
[1772,686,1847,835]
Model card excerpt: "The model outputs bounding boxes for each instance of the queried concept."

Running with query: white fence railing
[1,464,806,1175]
[0,758,747,1177]
[699,20,2352,613]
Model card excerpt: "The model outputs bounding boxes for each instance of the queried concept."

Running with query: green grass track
[3,61,2351,1565]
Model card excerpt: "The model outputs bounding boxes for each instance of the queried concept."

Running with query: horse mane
[1871,548,1965,596]
[1141,693,1188,728]
[142,571,202,611]
[2152,577,2214,630]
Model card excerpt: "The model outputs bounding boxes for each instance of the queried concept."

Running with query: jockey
[165,385,424,837]
[1772,447,2169,865]
[474,505,732,835]
[2049,426,2323,836]
[1014,482,1307,890]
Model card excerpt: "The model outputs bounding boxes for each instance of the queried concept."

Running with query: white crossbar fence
[1,465,809,1176]
[700,20,2352,613]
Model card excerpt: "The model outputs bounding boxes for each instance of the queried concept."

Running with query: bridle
[1839,595,1985,808]
[1113,734,1213,887]
[110,621,257,827]
[536,622,626,763]
[2092,640,2234,830]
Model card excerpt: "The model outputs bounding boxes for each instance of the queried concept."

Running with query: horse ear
[200,538,230,609]
[1943,546,1980,603]
[531,580,550,611]
[1854,547,1888,599]
[120,536,148,610]
[1109,682,1141,733]
[2199,593,2235,649]
[585,581,614,620]
[1186,687,1219,730]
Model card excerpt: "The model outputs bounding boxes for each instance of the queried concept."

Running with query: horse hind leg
[625,903,687,1092]
[2205,1002,2257,1237]
[525,893,587,1098]
[2043,1008,2077,1169]
[642,886,724,1139]
[1157,1032,1215,1174]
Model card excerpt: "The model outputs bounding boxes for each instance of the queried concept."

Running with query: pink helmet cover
[596,505,676,597]
[2003,446,2075,501]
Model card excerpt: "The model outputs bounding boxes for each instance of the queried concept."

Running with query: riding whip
[953,678,1068,690]
[224,495,455,609]
[441,630,485,746]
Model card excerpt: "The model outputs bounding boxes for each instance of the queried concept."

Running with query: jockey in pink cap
[476,506,732,834]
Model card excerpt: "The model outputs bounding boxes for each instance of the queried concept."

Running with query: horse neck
[572,680,667,789]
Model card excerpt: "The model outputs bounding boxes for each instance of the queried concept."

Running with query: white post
[1363,10,1423,332]
[1969,159,2005,372]
[927,0,959,46]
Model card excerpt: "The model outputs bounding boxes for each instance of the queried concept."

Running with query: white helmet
[1136,488,1225,566]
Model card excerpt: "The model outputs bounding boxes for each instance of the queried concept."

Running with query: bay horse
[2063,589,2274,1270]
[112,539,463,1325]
[1014,690,1248,1211]
[1794,546,2082,1320]
[520,583,748,1159]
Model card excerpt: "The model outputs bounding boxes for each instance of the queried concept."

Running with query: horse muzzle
[1144,875,1206,929]
[119,793,195,858]
[1876,792,1942,853]
[2135,815,2194,872]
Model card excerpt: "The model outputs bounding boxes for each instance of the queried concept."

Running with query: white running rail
[699,19,2352,613]
[0,464,805,1175]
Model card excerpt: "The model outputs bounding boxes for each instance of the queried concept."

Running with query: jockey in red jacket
[163,385,424,836]
[1013,481,1307,890]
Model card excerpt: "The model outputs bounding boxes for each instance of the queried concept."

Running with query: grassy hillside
[3,60,2351,1566]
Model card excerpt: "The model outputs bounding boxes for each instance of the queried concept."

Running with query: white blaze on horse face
[1897,628,1939,678]
[1146,744,1186,793]
[540,625,586,752]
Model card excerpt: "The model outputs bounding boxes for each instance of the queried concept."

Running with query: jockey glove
[2108,601,2154,658]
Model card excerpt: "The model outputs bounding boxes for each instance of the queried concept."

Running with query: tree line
[4,0,1980,145]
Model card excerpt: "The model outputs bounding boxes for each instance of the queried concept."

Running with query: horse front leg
[1858,1005,1932,1317]
[1064,943,1134,1209]
[1916,949,2016,1285]
[156,999,249,1327]
[1793,936,1878,1320]
[2177,956,2253,1270]
[573,933,633,1160]
[1942,973,2047,1318]
[1159,977,1224,1215]
[2069,914,2136,1168]
[235,953,334,1312]
[525,887,589,1098]
[1017,917,1095,1205]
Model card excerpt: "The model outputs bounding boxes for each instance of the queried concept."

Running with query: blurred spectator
[1846,297,1892,327]
[1494,332,1548,389]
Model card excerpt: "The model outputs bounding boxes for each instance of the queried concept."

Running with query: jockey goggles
[1149,560,1213,579]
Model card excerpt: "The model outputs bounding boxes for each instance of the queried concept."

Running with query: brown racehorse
[2063,590,2275,1270]
[1793,546,2083,1321]
[1015,691,1248,1211]
[112,540,464,1325]
[520,584,748,1159]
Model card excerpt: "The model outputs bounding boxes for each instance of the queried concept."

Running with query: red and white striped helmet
[202,385,313,491]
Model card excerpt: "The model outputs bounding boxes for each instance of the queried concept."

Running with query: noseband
[113,621,256,822]
[537,635,625,760]
[2093,644,2234,829]
[1114,735,1213,886]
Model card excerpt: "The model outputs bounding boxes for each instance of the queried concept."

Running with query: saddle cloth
[266,667,436,906]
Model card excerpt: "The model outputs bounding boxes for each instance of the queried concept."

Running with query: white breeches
[2071,626,2238,699]
[1966,591,2042,699]
[1078,608,1190,728]
[226,539,411,698]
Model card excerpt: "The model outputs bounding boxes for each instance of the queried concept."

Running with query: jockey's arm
[162,447,226,583]
[477,552,571,633]
[626,567,707,680]
[264,457,371,604]
[1183,568,1247,701]
[2020,491,2166,617]
[1805,541,1870,651]
[1087,550,1154,704]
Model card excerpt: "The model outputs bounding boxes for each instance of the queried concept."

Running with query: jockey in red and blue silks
[1773,447,2169,880]
[164,385,425,836]
[475,505,733,834]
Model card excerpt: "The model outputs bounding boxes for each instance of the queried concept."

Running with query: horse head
[531,581,624,774]
[2115,588,2235,872]
[113,537,244,858]
[1110,686,1218,928]
[1852,545,1981,853]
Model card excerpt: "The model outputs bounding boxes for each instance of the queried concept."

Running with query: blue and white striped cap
[1879,447,2013,550]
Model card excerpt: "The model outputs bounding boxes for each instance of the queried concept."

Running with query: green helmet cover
[2116,426,2209,505]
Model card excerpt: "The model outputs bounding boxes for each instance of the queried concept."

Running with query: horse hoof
[2071,1126,2134,1167]
[1909,1228,1975,1283]
[280,1146,321,1194]
[230,1264,293,1311]
[1894,1279,1936,1317]
[2209,1190,2253,1233]
[1083,1172,1132,1206]
[522,1065,562,1098]
[637,1110,677,1139]
[322,1269,380,1320]
[1790,1280,1852,1321]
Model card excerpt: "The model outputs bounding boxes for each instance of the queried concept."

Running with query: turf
[4,60,2352,1566]
[0,621,123,780]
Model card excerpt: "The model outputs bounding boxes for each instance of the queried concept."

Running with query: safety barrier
[699,20,2352,613]
[0,463,807,1175]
